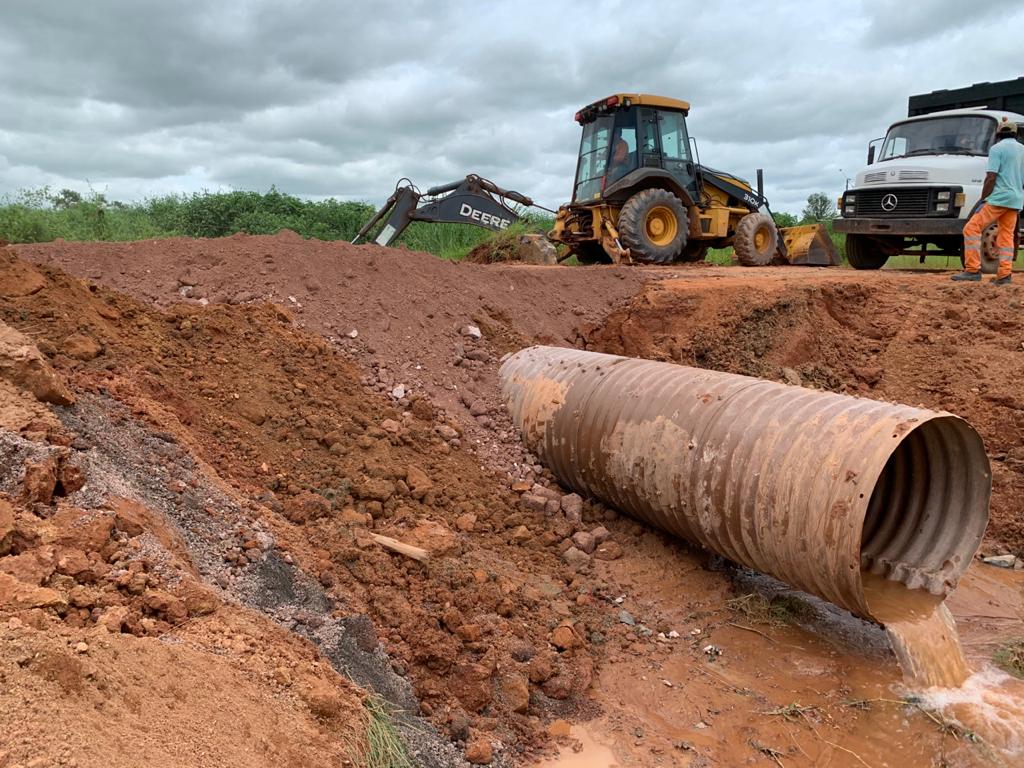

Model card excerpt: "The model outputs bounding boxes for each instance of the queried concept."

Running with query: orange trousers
[963,203,1018,278]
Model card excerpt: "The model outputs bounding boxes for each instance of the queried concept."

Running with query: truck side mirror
[866,137,884,165]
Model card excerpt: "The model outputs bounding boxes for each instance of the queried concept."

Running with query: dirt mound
[0,248,630,765]
[585,274,1024,554]
[15,233,649,476]
[466,233,559,265]
[0,316,367,768]
[9,237,1024,767]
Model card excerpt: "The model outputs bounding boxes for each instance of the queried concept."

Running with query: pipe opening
[859,416,989,596]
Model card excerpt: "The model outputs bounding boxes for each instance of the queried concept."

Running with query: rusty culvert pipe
[499,346,991,620]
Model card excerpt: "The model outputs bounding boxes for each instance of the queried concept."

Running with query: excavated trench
[553,277,1024,763]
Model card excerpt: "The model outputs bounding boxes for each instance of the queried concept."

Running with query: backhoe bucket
[779,224,841,266]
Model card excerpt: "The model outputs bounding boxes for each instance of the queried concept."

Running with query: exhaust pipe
[499,347,991,620]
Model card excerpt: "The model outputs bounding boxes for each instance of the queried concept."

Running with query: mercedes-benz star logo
[881,193,898,212]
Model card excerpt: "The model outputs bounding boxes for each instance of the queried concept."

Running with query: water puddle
[532,725,619,768]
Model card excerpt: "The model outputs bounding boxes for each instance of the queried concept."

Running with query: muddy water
[862,571,971,688]
[533,726,619,768]
[537,539,1024,768]
[864,570,1024,760]
[922,668,1024,758]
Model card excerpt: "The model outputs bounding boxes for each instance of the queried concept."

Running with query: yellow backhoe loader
[549,94,839,265]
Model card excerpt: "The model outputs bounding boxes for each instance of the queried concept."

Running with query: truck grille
[899,170,929,181]
[851,188,933,217]
[864,171,887,184]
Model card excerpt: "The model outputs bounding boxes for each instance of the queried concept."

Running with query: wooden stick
[370,533,429,562]
[727,621,777,643]
[818,736,875,768]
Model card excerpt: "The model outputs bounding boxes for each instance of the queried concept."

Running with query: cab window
[658,111,690,160]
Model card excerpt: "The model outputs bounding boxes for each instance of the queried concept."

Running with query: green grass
[6,188,1017,271]
[362,696,415,768]
[0,187,378,244]
[0,186,554,262]
[994,639,1024,679]
[882,252,1024,271]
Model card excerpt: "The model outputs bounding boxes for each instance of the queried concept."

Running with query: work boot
[951,271,981,282]
[993,275,1012,285]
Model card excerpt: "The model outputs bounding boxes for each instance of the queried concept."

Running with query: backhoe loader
[549,94,839,265]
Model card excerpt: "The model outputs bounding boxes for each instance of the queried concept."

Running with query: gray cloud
[861,0,1018,47]
[1,0,1022,215]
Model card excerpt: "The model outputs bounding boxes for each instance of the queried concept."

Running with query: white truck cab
[836,79,1024,271]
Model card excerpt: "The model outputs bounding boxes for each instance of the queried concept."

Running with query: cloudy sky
[1,0,1022,214]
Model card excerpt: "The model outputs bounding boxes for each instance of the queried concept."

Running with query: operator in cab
[607,138,636,183]
[952,117,1024,284]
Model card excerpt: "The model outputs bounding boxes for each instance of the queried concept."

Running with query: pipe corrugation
[499,346,991,619]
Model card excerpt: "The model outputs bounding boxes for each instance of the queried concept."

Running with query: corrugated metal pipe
[499,346,991,620]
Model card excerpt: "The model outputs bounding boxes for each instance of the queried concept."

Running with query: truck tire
[845,234,889,270]
[733,213,778,266]
[979,225,1000,275]
[573,242,612,265]
[618,189,688,264]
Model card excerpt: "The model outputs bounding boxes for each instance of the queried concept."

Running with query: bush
[0,185,548,261]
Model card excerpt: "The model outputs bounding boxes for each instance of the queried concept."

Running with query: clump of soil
[465,233,558,265]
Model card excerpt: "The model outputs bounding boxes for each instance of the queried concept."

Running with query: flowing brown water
[863,571,1024,761]
[862,571,971,688]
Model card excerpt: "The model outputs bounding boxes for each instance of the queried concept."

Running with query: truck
[835,77,1024,271]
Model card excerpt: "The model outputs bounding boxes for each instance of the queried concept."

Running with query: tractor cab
[572,94,699,205]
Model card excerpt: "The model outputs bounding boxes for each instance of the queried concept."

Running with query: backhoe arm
[353,175,535,247]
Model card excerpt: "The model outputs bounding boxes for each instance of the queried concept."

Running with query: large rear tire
[845,234,889,270]
[733,213,778,266]
[618,189,688,264]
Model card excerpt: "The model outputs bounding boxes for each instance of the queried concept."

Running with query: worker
[952,118,1024,284]
[608,139,635,182]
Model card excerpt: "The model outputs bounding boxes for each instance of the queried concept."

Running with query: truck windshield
[879,116,994,160]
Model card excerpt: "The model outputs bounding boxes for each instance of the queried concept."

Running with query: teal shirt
[986,137,1024,210]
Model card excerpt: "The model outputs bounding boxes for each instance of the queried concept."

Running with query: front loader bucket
[779,224,841,266]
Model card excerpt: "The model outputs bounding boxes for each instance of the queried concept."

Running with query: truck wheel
[733,213,778,266]
[618,189,688,264]
[845,234,889,270]
[979,225,1000,275]
[573,242,612,265]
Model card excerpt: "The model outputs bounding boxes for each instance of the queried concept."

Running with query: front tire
[733,213,778,266]
[845,234,889,270]
[618,189,688,264]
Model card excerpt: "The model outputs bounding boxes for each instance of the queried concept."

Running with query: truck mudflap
[833,218,966,236]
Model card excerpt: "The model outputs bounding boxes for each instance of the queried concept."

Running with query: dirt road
[3,234,1023,767]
